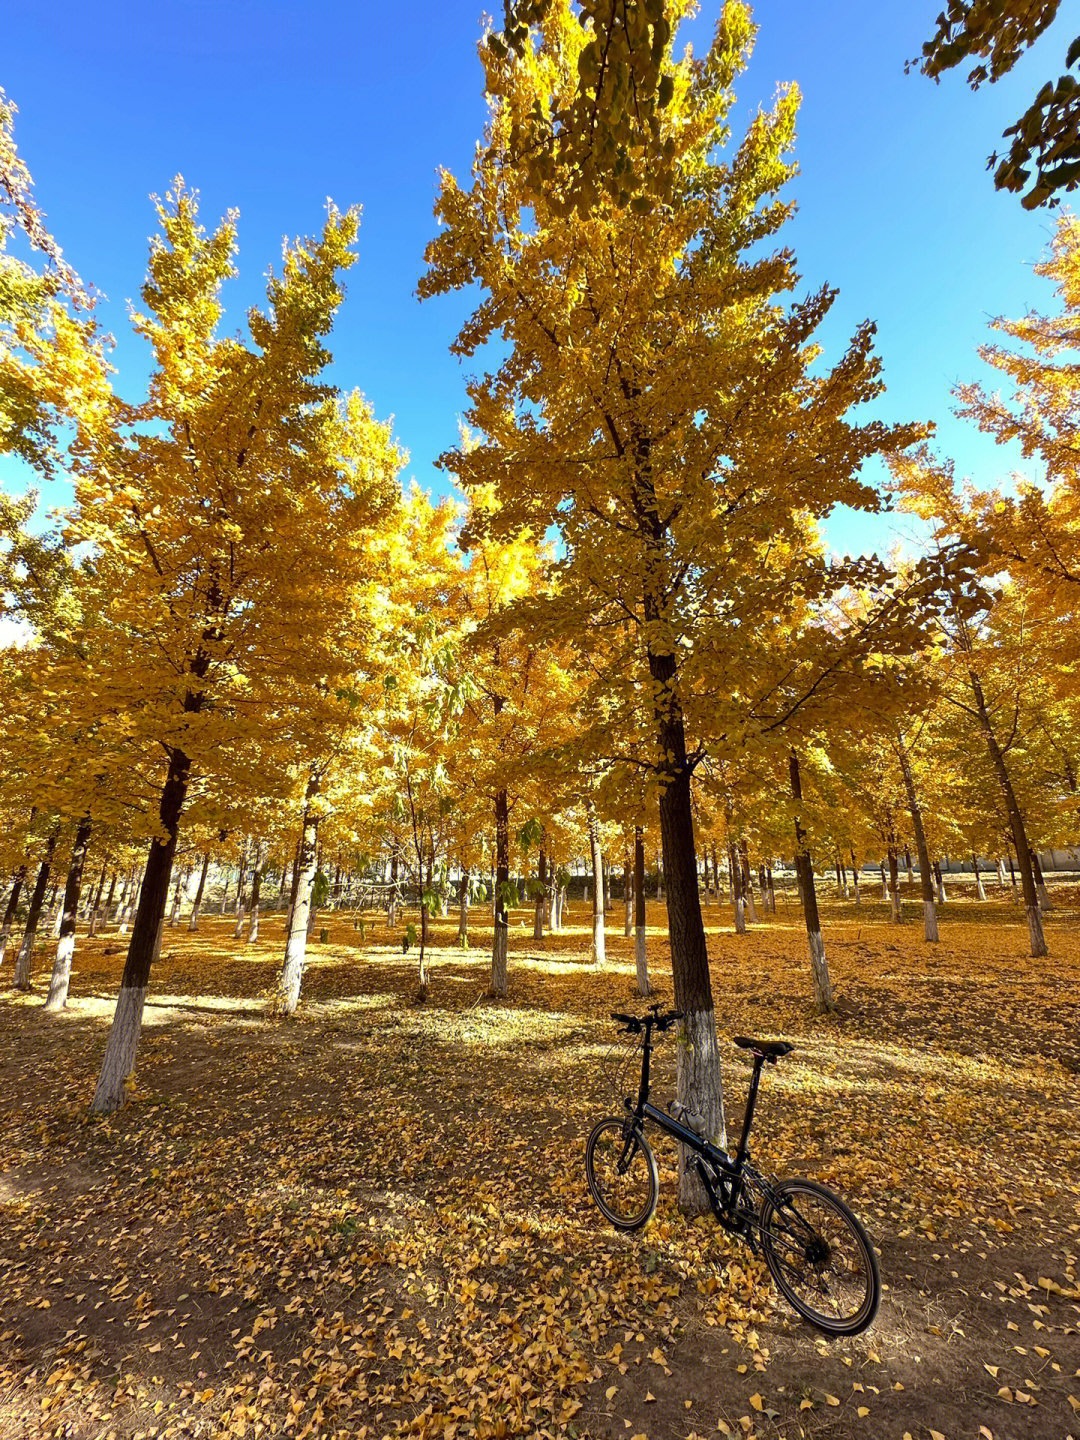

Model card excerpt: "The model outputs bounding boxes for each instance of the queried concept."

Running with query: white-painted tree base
[808,928,835,1012]
[1026,903,1048,958]
[923,899,939,943]
[634,926,650,997]
[676,1008,725,1214]
[591,914,605,965]
[45,934,75,1010]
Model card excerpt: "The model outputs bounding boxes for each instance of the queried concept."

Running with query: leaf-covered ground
[1,882,1079,1440]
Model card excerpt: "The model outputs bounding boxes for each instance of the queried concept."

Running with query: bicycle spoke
[760,1181,878,1334]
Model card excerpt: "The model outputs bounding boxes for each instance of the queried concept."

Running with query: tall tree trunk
[879,862,888,902]
[586,799,606,965]
[789,753,835,1013]
[86,861,108,935]
[96,869,119,936]
[645,628,724,1212]
[247,843,263,942]
[623,851,633,936]
[458,868,470,947]
[418,846,432,998]
[92,747,190,1113]
[277,777,319,1015]
[888,847,901,921]
[233,840,249,938]
[766,861,776,913]
[968,669,1046,955]
[45,816,93,1011]
[534,848,547,940]
[701,846,713,906]
[739,840,757,923]
[729,842,746,934]
[13,835,57,991]
[189,852,210,930]
[849,849,861,907]
[115,869,134,927]
[933,860,948,904]
[710,844,722,904]
[0,865,27,969]
[48,882,65,939]
[905,848,914,885]
[895,734,938,943]
[168,865,186,927]
[633,825,650,997]
[655,852,664,902]
[996,855,1007,888]
[1030,848,1052,910]
[973,853,987,900]
[491,789,510,997]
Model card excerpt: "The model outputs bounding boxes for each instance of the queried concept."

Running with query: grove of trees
[3,2,1079,1176]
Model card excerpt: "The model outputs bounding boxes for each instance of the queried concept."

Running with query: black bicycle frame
[623,1018,770,1224]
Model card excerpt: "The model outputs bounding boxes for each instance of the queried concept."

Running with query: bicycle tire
[585,1117,659,1232]
[758,1177,881,1336]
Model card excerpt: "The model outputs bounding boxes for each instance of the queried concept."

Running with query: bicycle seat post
[734,1052,766,1169]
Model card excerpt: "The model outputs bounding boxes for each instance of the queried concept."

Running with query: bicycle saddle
[734,1036,794,1061]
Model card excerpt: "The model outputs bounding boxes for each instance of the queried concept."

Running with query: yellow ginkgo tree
[63,183,404,1110]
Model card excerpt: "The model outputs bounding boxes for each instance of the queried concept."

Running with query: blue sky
[1,0,1066,558]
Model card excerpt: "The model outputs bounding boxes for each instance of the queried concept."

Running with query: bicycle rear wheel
[585,1118,658,1232]
[758,1177,880,1335]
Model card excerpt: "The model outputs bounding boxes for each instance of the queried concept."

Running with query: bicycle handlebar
[610,1009,684,1035]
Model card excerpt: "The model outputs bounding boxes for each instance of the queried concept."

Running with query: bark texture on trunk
[0,865,27,969]
[13,835,57,991]
[677,1006,726,1209]
[458,869,470,947]
[45,816,92,1011]
[189,852,210,931]
[973,855,987,900]
[739,839,757,923]
[623,852,633,937]
[276,778,319,1015]
[87,862,108,937]
[247,846,263,943]
[968,669,1046,955]
[491,789,510,997]
[169,866,186,927]
[646,644,721,1212]
[1031,849,1052,910]
[896,736,938,943]
[586,799,605,966]
[789,754,835,1013]
[730,843,746,934]
[633,826,650,997]
[888,849,901,921]
[849,850,861,907]
[534,849,546,940]
[92,748,190,1113]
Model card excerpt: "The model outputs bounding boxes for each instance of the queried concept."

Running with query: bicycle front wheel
[759,1177,880,1336]
[585,1118,658,1232]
